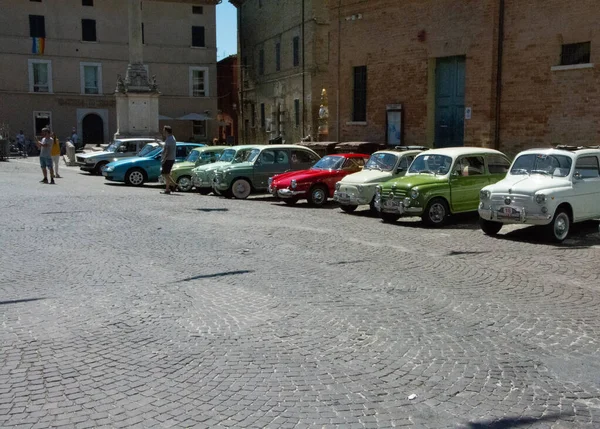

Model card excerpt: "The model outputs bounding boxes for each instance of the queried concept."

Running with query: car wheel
[283,198,298,206]
[198,188,212,195]
[340,204,358,213]
[548,208,570,242]
[176,176,193,192]
[94,162,108,176]
[369,197,377,214]
[422,197,449,227]
[381,212,400,223]
[479,218,502,236]
[231,179,251,199]
[308,185,328,207]
[125,168,146,187]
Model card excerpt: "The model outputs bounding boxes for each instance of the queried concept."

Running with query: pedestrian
[51,132,62,178]
[71,127,79,148]
[16,130,27,156]
[161,126,177,194]
[35,128,55,184]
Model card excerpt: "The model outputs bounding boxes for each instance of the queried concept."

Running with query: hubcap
[429,203,445,223]
[312,189,325,205]
[130,171,143,185]
[178,177,191,191]
[554,213,569,240]
[233,181,249,197]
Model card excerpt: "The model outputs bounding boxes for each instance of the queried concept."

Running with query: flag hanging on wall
[32,37,45,55]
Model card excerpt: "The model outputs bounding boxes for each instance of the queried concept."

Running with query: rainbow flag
[32,37,45,55]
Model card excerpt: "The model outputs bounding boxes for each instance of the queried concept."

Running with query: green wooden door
[435,56,466,148]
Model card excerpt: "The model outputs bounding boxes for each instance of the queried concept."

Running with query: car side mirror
[255,158,262,166]
[396,167,404,174]
[574,172,583,181]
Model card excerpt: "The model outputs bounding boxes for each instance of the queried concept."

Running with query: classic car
[268,153,369,207]
[159,145,229,192]
[334,147,426,213]
[191,145,260,195]
[212,145,321,199]
[76,138,160,175]
[300,141,339,157]
[334,141,386,155]
[478,146,600,242]
[102,143,204,186]
[375,147,511,226]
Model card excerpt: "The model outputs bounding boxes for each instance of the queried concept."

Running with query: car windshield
[409,154,453,175]
[146,147,162,158]
[106,141,121,153]
[218,149,236,162]
[365,153,398,171]
[510,154,572,177]
[312,155,345,170]
[137,144,158,157]
[247,148,261,163]
[186,150,200,162]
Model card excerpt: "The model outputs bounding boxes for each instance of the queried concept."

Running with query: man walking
[35,128,55,184]
[51,132,62,178]
[161,126,177,194]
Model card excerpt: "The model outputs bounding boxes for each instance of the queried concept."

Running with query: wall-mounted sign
[386,104,403,146]
[465,107,472,120]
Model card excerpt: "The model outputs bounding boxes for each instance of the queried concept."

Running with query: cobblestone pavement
[2,158,600,429]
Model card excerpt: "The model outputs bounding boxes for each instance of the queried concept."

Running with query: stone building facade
[0,0,218,145]
[216,55,239,145]
[328,0,599,155]
[231,0,329,145]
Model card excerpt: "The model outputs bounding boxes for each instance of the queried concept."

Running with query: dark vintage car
[268,153,370,207]
[335,141,386,155]
[300,141,339,157]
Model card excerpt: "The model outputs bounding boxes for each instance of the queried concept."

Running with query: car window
[126,141,138,152]
[260,150,275,164]
[487,155,510,174]
[455,156,485,176]
[342,158,363,171]
[291,150,313,164]
[398,156,411,171]
[275,150,289,164]
[176,146,188,158]
[575,156,600,179]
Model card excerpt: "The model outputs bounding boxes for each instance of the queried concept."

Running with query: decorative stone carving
[115,74,126,94]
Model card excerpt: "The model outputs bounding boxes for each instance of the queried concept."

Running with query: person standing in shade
[16,130,27,157]
[161,126,177,194]
[35,128,55,184]
[71,127,79,148]
[51,132,62,178]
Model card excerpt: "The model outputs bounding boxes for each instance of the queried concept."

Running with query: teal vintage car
[375,147,511,226]
[212,144,321,199]
[160,146,229,192]
[191,145,260,194]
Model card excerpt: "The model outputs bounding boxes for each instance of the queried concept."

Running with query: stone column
[125,0,150,91]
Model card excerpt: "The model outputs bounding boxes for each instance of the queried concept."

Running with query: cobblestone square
[2,159,600,428]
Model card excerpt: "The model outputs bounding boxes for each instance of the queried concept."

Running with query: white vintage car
[333,148,425,213]
[478,146,600,242]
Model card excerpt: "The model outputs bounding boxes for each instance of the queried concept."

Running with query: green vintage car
[375,147,511,226]
[159,146,229,192]
[212,144,321,199]
[191,145,261,195]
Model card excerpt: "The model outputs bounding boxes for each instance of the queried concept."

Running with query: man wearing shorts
[36,128,55,184]
[161,126,177,194]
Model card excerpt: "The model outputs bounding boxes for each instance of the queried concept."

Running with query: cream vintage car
[478,146,600,242]
[333,148,426,213]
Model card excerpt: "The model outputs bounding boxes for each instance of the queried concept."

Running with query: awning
[158,115,173,120]
[177,113,210,121]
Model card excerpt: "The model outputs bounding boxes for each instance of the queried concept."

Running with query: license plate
[384,200,398,208]
[338,192,348,199]
[499,206,519,218]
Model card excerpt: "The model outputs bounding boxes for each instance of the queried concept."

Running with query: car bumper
[193,177,212,188]
[274,187,306,199]
[212,179,229,191]
[77,163,95,171]
[333,190,370,206]
[374,197,423,215]
[478,207,553,225]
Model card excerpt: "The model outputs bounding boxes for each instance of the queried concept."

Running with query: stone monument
[114,0,160,139]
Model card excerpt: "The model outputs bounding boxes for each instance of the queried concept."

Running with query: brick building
[0,0,218,145]
[230,0,329,144]
[328,0,599,155]
[216,55,239,144]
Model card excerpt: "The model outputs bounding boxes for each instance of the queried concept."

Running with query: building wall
[217,55,239,144]
[0,0,218,144]
[236,0,329,145]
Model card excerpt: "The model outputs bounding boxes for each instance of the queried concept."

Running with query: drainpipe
[336,0,341,142]
[494,0,505,150]
[301,0,306,140]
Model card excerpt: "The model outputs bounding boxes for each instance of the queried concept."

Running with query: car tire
[124,168,146,187]
[308,185,328,207]
[422,197,449,227]
[198,188,212,195]
[283,198,298,206]
[340,204,358,213]
[369,197,377,215]
[94,162,108,176]
[230,178,252,199]
[380,212,400,223]
[547,208,570,243]
[176,176,193,192]
[479,218,502,236]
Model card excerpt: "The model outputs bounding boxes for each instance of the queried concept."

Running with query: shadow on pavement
[390,212,481,230]
[0,298,46,306]
[274,200,340,210]
[195,208,229,212]
[175,270,254,283]
[499,220,600,247]
[465,413,567,429]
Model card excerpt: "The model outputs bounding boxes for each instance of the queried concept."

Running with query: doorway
[33,111,51,137]
[82,113,104,146]
[435,56,466,148]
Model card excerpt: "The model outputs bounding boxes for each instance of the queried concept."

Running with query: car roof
[260,144,316,150]
[192,145,230,152]
[517,147,600,157]
[329,153,370,158]
[373,149,424,157]
[177,142,205,146]
[116,137,158,142]
[416,147,506,157]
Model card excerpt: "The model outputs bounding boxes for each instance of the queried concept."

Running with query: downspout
[239,5,245,144]
[336,0,341,142]
[494,0,505,150]
[301,0,306,140]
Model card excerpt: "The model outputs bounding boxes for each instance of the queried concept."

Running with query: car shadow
[195,208,229,212]
[0,297,47,306]
[464,413,567,429]
[389,212,481,230]
[497,220,600,247]
[274,200,340,210]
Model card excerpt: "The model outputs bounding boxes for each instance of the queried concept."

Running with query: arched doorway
[82,113,104,146]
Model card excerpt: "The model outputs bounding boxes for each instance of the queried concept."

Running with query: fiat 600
[478,147,600,242]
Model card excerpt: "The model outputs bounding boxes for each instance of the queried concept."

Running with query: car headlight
[105,166,114,172]
[480,190,491,200]
[335,182,341,191]
[535,194,547,204]
[86,158,95,164]
[375,185,382,196]
[410,189,419,199]
[268,177,273,186]
[290,179,297,189]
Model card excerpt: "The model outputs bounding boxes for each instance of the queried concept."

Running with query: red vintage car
[268,153,369,207]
